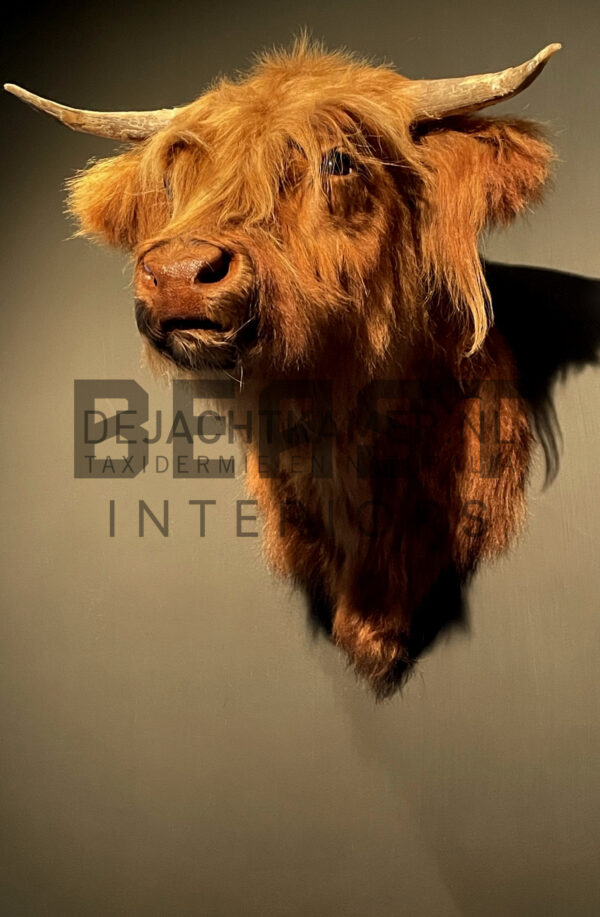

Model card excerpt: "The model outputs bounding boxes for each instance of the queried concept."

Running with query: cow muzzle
[134,238,256,370]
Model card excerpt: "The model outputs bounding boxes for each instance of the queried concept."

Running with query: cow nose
[142,242,232,291]
[195,247,231,284]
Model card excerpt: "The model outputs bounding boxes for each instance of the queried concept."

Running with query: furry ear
[66,148,146,249]
[419,118,554,353]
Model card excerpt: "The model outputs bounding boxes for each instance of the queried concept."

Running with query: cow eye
[321,149,354,177]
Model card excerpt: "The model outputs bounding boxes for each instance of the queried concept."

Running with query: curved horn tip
[4,82,26,96]
[4,84,44,106]
[537,43,562,61]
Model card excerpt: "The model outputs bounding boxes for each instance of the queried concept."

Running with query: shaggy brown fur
[66,41,554,696]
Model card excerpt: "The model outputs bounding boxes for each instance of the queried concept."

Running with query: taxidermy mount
[5,39,562,696]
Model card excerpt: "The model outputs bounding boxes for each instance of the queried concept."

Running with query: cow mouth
[161,316,226,334]
[134,299,256,371]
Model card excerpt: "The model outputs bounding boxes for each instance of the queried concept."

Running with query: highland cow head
[6,41,558,382]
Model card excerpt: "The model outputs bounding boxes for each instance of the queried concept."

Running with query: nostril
[195,249,231,285]
[143,262,158,287]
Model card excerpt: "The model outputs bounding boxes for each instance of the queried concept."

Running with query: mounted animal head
[6,40,563,695]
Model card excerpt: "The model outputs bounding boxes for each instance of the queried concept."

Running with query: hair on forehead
[123,41,422,246]
[141,38,418,170]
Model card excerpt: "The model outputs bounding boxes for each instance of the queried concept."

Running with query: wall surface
[1,1,598,915]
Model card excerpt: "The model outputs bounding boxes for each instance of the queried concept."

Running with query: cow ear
[66,148,144,249]
[418,118,554,352]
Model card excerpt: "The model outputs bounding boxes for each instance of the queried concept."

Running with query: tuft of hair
[418,117,554,354]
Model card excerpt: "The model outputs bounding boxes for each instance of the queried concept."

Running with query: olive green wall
[1,1,598,914]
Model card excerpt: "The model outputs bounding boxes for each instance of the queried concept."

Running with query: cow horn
[409,43,561,121]
[3,83,178,141]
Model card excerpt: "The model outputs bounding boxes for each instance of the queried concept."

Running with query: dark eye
[321,149,355,177]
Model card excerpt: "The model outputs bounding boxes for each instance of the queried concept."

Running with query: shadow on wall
[487,262,600,483]
[307,262,600,680]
